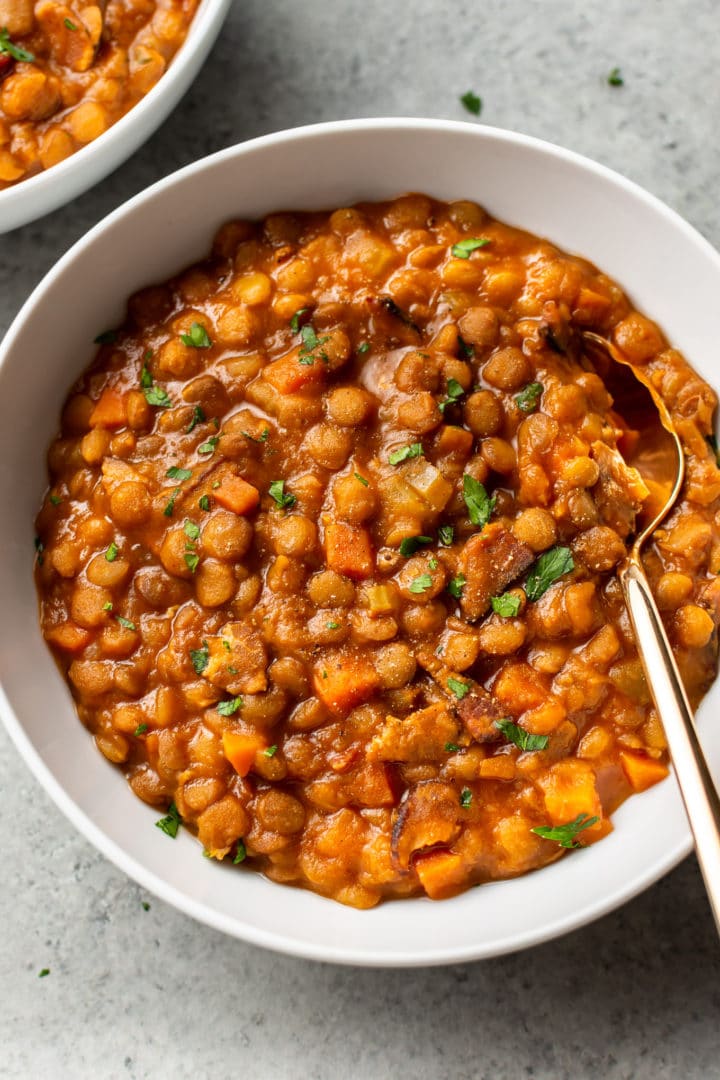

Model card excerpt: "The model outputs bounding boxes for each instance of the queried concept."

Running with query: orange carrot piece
[313,655,380,713]
[89,388,127,429]
[414,850,466,899]
[222,730,267,777]
[44,621,92,652]
[435,425,474,459]
[213,474,260,516]
[324,522,373,580]
[620,750,669,792]
[264,352,325,394]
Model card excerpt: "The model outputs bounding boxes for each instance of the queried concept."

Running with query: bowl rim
[0,0,232,231]
[3,116,718,966]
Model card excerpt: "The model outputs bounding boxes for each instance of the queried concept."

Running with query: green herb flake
[49,494,62,506]
[439,377,466,412]
[290,308,310,333]
[143,384,172,408]
[299,323,330,360]
[445,742,461,753]
[448,573,466,599]
[190,642,209,675]
[103,601,113,612]
[389,442,424,466]
[354,472,369,487]
[409,573,433,594]
[460,89,482,116]
[180,322,212,349]
[105,541,119,562]
[495,718,549,752]
[233,841,247,864]
[212,480,221,489]
[399,535,433,557]
[184,552,200,574]
[93,329,117,345]
[525,546,574,602]
[451,237,490,259]
[64,17,77,30]
[139,364,153,389]
[608,67,624,87]
[515,382,544,414]
[532,812,599,848]
[166,466,192,482]
[460,787,473,808]
[243,428,269,444]
[134,723,148,736]
[326,621,340,630]
[163,487,180,517]
[491,593,521,618]
[447,677,470,700]
[114,615,136,631]
[34,536,44,564]
[183,520,200,541]
[428,557,438,570]
[197,435,220,456]
[357,342,370,354]
[264,745,278,758]
[197,495,210,512]
[438,524,454,547]
[269,479,296,509]
[38,968,50,978]
[217,696,243,716]
[186,404,206,433]
[155,801,182,838]
[457,334,474,359]
[142,901,151,911]
[462,474,496,529]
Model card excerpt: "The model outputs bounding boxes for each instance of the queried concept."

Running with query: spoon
[582,330,720,933]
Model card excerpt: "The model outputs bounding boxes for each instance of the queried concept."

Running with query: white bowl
[2,119,719,966]
[0,0,232,233]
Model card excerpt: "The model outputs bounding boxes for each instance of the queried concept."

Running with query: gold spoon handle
[620,556,720,934]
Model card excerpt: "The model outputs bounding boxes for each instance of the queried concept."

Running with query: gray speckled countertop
[2,2,720,1077]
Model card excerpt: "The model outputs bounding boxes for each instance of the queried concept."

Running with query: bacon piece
[457,523,534,622]
[456,688,506,742]
[391,780,461,869]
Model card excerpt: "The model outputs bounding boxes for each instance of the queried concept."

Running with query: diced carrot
[620,750,669,792]
[493,661,548,713]
[414,849,466,900]
[222,730,267,777]
[435,425,474,459]
[213,474,260,516]
[313,655,380,713]
[348,762,398,806]
[264,351,325,394]
[324,522,374,580]
[44,621,92,652]
[89,388,127,429]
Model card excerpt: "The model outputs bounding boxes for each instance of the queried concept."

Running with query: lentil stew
[35,194,720,907]
[0,0,198,188]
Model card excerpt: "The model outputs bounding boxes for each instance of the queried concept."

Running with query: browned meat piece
[591,441,649,538]
[458,523,534,621]
[368,702,459,763]
[204,622,268,695]
[457,689,506,742]
[391,780,461,868]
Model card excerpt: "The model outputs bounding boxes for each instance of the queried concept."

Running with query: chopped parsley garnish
[357,342,371,354]
[439,377,466,412]
[184,552,200,574]
[103,602,113,612]
[38,968,50,978]
[197,435,220,455]
[93,329,117,345]
[217,696,243,716]
[264,745,278,758]
[140,364,153,389]
[532,813,599,848]
[448,573,466,599]
[269,479,296,509]
[155,801,182,838]
[438,524,454,547]
[326,621,339,630]
[180,322,212,348]
[515,382,543,413]
[105,541,119,562]
[64,17,78,30]
[460,89,482,115]
[451,237,490,259]
[462,474,496,528]
[460,787,473,808]
[183,520,200,541]
[457,333,474,359]
[491,593,521,618]
[242,428,269,444]
[142,901,151,911]
[447,677,470,700]
[495,718,548,752]
[525,546,574,601]
[114,615,136,631]
[134,723,148,736]
[233,841,247,864]
[190,642,209,675]
[399,535,432,556]
[163,488,180,517]
[166,466,192,482]
[143,384,172,408]
[607,67,624,87]
[409,573,433,594]
[290,308,310,333]
[389,442,423,466]
[199,495,211,511]
[299,324,330,362]
[445,742,461,753]
[34,536,44,564]
[354,472,369,487]
[49,494,62,506]
[428,557,438,570]
[187,404,205,433]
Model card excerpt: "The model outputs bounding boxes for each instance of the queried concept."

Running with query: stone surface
[2,1,720,1076]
